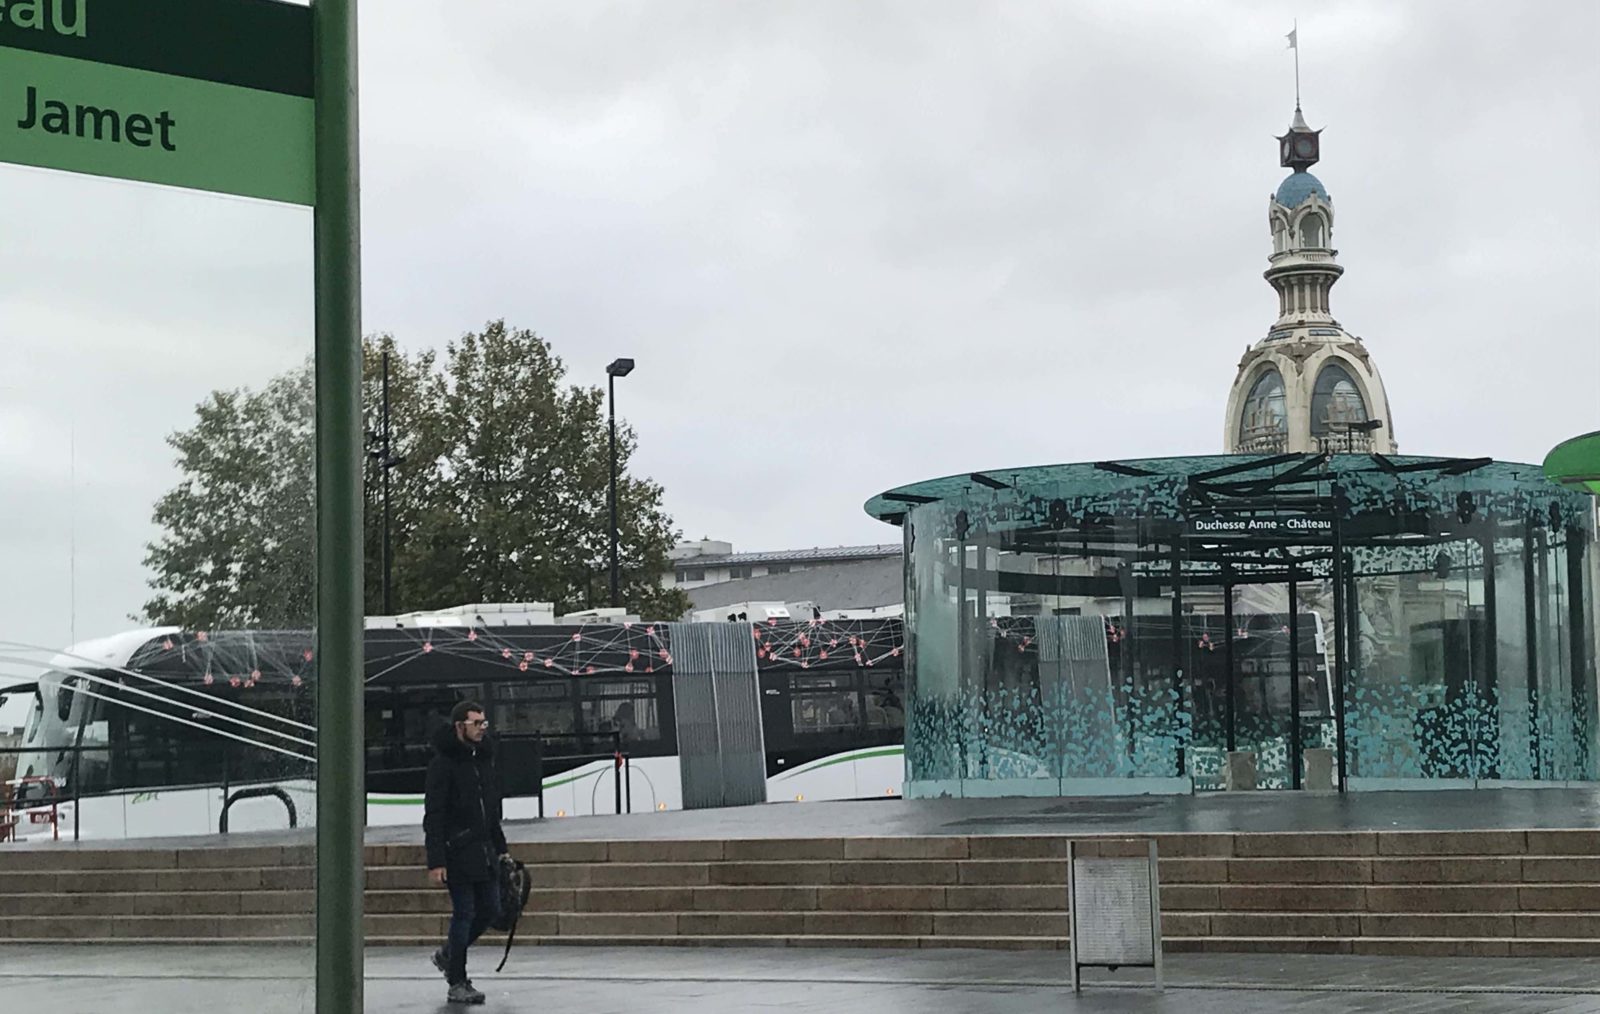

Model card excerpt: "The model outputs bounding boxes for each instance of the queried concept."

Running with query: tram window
[56,675,81,721]
[864,671,905,729]
[365,689,404,770]
[791,672,861,734]
[74,703,113,794]
[577,679,660,743]
[495,680,576,737]
[22,691,43,742]
[365,689,393,743]
[109,688,225,791]
[391,685,482,770]
[792,693,858,733]
[193,685,307,787]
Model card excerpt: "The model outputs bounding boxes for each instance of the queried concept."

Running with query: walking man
[425,700,508,1005]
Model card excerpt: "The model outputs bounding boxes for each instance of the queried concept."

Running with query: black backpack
[491,856,532,972]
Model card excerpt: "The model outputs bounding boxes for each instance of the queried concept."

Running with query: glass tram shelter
[866,454,1598,797]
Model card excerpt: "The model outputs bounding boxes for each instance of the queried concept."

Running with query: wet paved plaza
[7,945,1600,1013]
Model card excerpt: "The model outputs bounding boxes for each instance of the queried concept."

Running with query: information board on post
[0,0,313,204]
[1067,838,1163,992]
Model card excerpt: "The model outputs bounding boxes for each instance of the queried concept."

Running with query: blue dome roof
[1275,171,1329,208]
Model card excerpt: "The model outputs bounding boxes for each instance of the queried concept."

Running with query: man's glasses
[462,719,489,729]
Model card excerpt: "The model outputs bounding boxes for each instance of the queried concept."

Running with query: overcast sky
[1,1,1596,707]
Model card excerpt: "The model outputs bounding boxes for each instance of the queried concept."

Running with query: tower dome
[1223,105,1398,455]
[1274,170,1328,208]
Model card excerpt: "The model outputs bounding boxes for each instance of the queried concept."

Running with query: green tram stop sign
[1546,431,1600,497]
[0,0,312,205]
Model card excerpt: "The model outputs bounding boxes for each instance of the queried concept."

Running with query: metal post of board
[1067,839,1080,992]
[1148,839,1163,992]
[314,1,365,1012]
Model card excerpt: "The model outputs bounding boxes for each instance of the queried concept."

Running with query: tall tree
[141,367,316,629]
[141,323,689,627]
[405,320,687,619]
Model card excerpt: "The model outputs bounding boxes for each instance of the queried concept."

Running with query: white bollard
[1225,751,1258,791]
[1303,748,1334,791]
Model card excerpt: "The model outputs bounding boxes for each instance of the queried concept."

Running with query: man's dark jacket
[423,723,508,883]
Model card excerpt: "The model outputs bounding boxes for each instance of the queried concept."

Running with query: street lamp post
[606,358,635,609]
[366,351,406,614]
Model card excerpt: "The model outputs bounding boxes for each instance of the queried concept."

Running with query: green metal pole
[314,0,363,1011]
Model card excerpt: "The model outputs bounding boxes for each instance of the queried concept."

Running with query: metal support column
[1288,569,1301,790]
[955,531,968,780]
[1537,527,1552,675]
[1223,562,1236,753]
[1170,540,1185,777]
[1331,518,1349,792]
[1569,524,1592,772]
[314,1,364,1010]
[1525,520,1542,775]
[1482,532,1499,695]
[1345,560,1361,781]
[973,531,990,778]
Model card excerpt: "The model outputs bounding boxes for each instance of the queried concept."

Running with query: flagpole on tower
[1288,19,1301,108]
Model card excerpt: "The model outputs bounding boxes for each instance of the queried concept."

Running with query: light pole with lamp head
[606,358,635,608]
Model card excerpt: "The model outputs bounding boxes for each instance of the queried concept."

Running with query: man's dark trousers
[446,876,501,985]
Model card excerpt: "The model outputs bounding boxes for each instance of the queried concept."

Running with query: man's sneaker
[447,980,485,1005]
[431,947,449,979]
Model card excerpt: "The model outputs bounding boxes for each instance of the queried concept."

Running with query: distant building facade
[666,541,903,621]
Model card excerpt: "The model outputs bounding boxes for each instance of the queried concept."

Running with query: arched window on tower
[1272,215,1289,253]
[1299,212,1325,249]
[1311,362,1370,450]
[1238,370,1288,453]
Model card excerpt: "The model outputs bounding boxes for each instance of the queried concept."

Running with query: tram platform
[10,785,1600,852]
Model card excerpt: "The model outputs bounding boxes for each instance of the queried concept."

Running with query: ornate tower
[1224,105,1398,455]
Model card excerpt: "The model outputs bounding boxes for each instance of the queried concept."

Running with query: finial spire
[1286,20,1301,109]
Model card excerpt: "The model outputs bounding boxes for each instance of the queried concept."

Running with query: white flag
[1286,28,1297,49]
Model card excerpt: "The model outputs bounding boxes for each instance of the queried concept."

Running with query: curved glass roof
[865,453,1577,525]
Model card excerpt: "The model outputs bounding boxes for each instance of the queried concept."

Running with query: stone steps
[5,829,1600,954]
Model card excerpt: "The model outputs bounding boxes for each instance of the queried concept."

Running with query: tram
[4,615,907,840]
